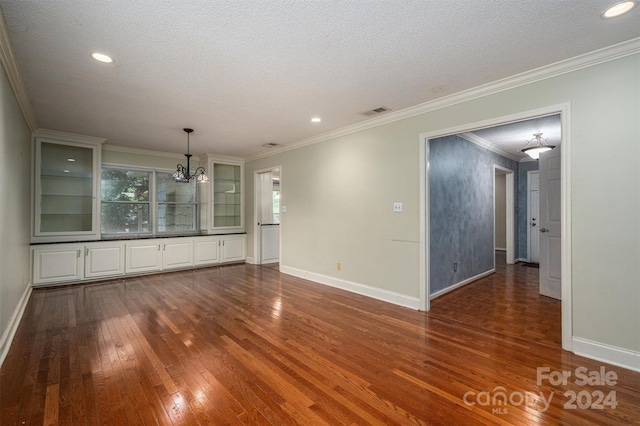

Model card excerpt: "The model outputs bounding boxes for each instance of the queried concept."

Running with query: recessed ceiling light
[92,52,114,63]
[67,158,75,162]
[602,1,637,18]
[311,117,322,123]
[63,169,70,173]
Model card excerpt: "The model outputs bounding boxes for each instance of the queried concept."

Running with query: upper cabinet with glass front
[33,132,105,243]
[206,157,244,233]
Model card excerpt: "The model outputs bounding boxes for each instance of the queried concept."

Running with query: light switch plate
[281,205,287,213]
[393,202,403,213]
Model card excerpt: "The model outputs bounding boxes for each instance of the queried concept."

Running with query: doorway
[419,104,571,350]
[527,171,540,262]
[254,167,281,265]
[494,165,515,266]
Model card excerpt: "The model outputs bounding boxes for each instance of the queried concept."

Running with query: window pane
[157,204,196,233]
[101,203,150,234]
[101,170,149,201]
[157,173,196,203]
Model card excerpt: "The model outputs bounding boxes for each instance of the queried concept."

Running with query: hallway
[429,252,561,347]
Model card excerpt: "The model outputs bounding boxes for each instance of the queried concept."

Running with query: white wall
[495,173,506,250]
[246,53,640,358]
[0,61,32,361]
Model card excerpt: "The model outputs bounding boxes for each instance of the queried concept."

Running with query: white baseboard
[514,258,527,263]
[245,256,256,264]
[0,282,32,368]
[430,269,495,300]
[279,265,420,310]
[572,337,640,373]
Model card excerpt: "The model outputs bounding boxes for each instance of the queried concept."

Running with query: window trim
[100,164,200,237]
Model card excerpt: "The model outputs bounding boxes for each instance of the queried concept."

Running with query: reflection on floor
[429,251,561,347]
[261,262,279,271]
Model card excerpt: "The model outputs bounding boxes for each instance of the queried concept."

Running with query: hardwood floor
[1,262,639,425]
[429,252,561,348]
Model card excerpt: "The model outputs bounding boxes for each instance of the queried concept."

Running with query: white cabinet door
[221,235,246,263]
[33,133,104,243]
[85,243,125,278]
[33,245,84,285]
[162,239,194,270]
[126,241,162,274]
[206,158,245,233]
[194,237,221,266]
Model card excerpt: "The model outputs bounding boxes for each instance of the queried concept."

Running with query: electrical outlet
[337,263,341,271]
[393,202,403,213]
[454,262,458,272]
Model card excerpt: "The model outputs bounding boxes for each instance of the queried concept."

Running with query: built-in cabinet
[85,242,125,278]
[126,240,163,274]
[32,131,105,243]
[203,157,244,234]
[161,238,194,270]
[32,234,246,286]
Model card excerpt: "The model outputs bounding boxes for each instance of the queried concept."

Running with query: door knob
[539,228,549,233]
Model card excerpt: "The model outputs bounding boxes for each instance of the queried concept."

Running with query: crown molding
[457,132,522,162]
[204,153,245,163]
[246,37,640,162]
[103,143,199,161]
[34,128,106,145]
[0,7,38,132]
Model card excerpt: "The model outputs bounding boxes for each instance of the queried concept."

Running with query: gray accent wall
[429,135,518,295]
[517,161,539,260]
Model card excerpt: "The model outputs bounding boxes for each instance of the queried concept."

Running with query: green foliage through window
[101,169,151,234]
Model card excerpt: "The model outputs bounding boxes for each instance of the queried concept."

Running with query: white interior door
[255,168,280,264]
[539,148,561,299]
[528,172,540,262]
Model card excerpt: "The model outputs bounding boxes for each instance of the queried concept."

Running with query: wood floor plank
[2,256,640,425]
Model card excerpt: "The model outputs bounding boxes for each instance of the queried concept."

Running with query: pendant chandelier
[521,132,555,160]
[173,128,209,183]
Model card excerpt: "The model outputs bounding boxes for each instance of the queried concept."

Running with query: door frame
[527,170,540,262]
[493,165,515,265]
[253,165,282,265]
[419,103,572,351]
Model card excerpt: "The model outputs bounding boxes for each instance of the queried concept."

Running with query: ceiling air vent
[361,106,391,117]
[262,142,279,148]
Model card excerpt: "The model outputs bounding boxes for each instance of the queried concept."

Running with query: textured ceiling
[0,0,638,158]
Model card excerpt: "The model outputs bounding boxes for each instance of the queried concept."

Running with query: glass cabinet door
[35,138,99,238]
[212,162,242,229]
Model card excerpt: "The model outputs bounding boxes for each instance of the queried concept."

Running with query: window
[273,190,280,224]
[101,169,150,234]
[101,167,199,236]
[156,172,197,233]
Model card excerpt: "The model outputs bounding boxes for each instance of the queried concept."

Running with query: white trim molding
[0,8,37,131]
[461,133,521,162]
[0,283,32,368]
[34,129,107,145]
[572,337,640,373]
[245,256,256,264]
[430,269,495,300]
[104,143,196,161]
[280,265,421,310]
[247,38,638,162]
